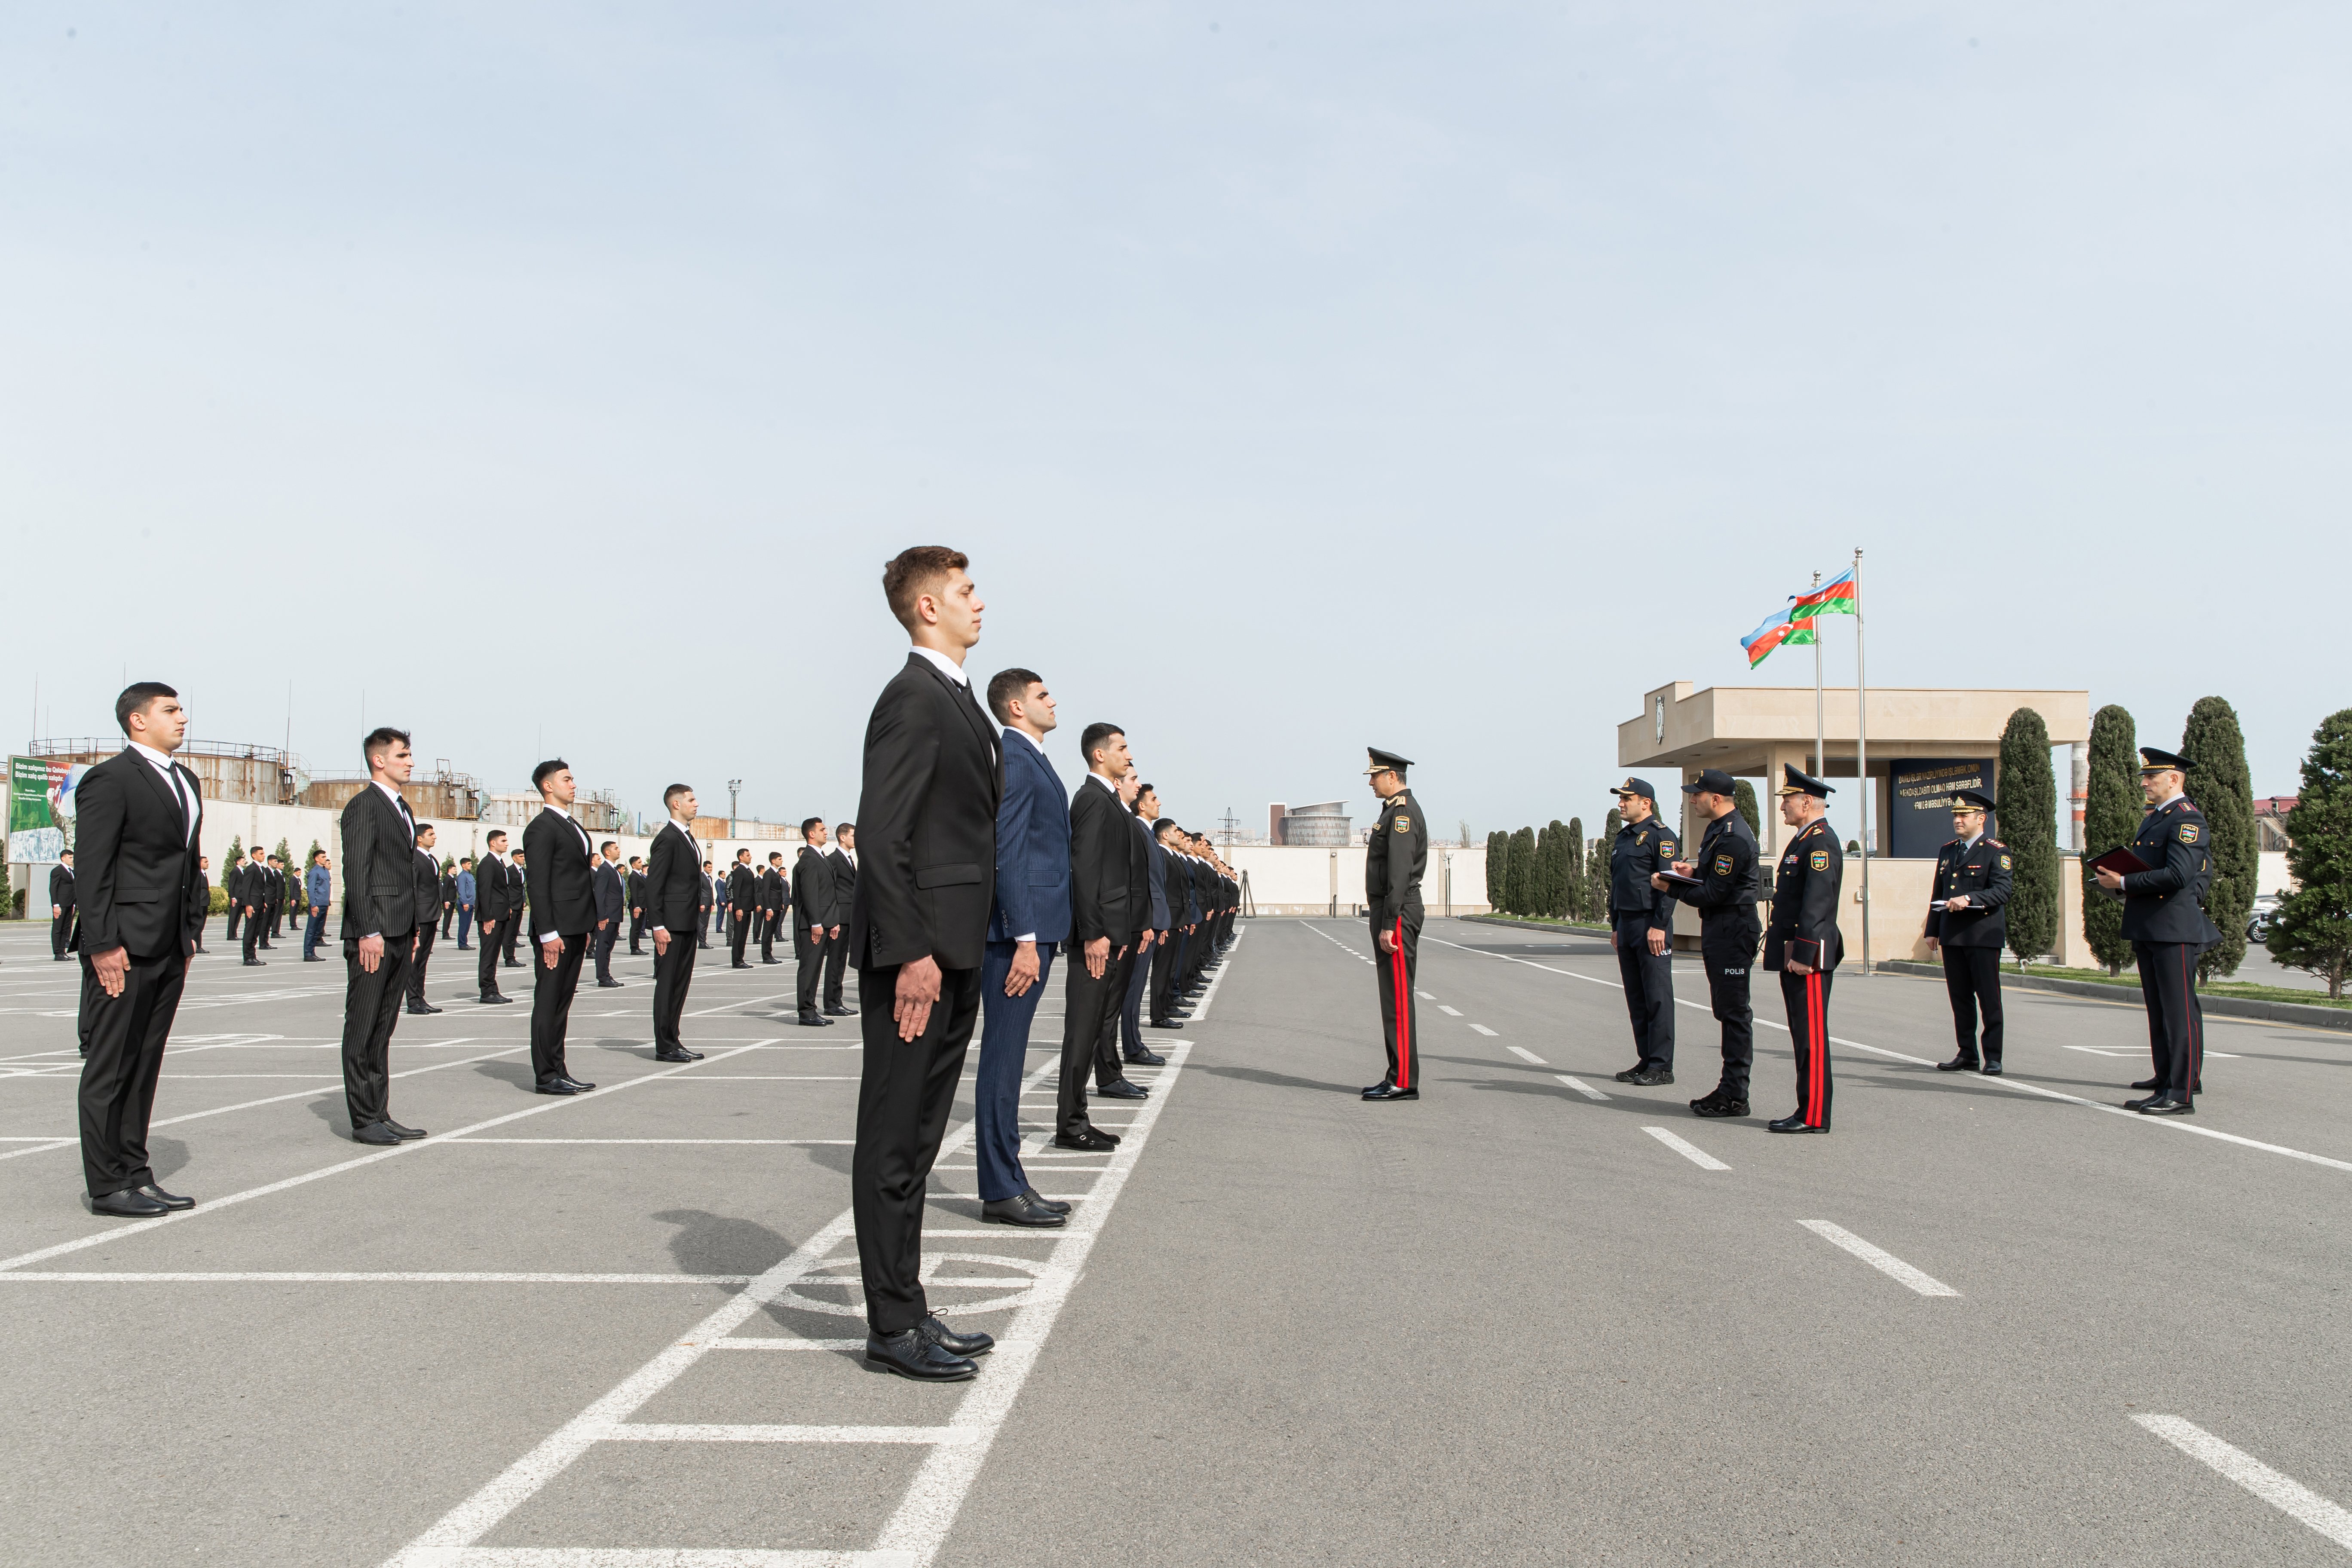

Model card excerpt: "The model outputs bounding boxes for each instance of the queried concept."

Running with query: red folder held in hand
[2089,847,2152,876]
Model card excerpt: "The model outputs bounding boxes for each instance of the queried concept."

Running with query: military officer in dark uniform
[1764,765,1842,1133]
[1655,769,1759,1117]
[1362,748,1427,1102]
[1607,778,1679,1085]
[1926,787,2012,1075]
[2094,746,2219,1115]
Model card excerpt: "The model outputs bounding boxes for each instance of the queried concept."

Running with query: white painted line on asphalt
[2133,1414,2352,1549]
[2064,1045,2135,1057]
[1468,1023,1498,1037]
[1797,1220,1959,1296]
[1507,1046,1547,1066]
[1438,1005,1463,1017]
[610,1424,979,1445]
[1643,1126,1730,1170]
[0,1272,754,1285]
[0,1041,777,1273]
[1416,990,1436,1000]
[1557,1075,1609,1100]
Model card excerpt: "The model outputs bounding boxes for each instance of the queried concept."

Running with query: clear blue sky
[7,4,2346,845]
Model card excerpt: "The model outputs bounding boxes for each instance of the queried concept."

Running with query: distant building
[2254,797,2296,852]
[1267,800,1353,847]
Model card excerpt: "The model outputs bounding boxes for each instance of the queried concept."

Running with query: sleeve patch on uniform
[1713,853,1733,876]
[1394,817,1412,832]
[1659,840,1676,858]
[1809,849,1828,871]
[1999,853,2012,870]
[2179,824,2198,844]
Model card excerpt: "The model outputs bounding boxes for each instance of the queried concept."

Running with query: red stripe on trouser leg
[1807,974,1825,1126]
[1383,921,1402,1090]
[2182,947,2199,1096]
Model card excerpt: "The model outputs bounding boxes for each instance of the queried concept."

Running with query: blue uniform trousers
[975,938,1057,1203]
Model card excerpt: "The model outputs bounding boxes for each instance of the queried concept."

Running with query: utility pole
[727,779,742,828]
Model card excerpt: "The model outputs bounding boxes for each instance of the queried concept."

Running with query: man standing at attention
[406,825,446,1015]
[976,668,1072,1229]
[303,852,333,962]
[849,546,1001,1381]
[475,829,516,1004]
[1927,787,2012,1076]
[591,841,626,988]
[235,847,268,967]
[645,784,708,1064]
[454,856,476,949]
[49,851,77,961]
[822,823,858,1016]
[1764,766,1842,1134]
[793,820,836,1026]
[337,728,431,1145]
[74,682,207,1217]
[626,855,648,956]
[2095,747,2219,1116]
[1056,723,1150,1150]
[1362,749,1427,1102]
[727,847,758,969]
[1607,778,1679,1086]
[524,760,598,1095]
[1656,769,1760,1118]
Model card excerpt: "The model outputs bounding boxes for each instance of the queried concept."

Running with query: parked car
[2248,893,2282,943]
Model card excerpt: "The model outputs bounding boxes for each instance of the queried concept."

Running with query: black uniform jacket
[829,849,858,925]
[727,861,758,914]
[1764,817,1843,972]
[592,859,625,924]
[1608,814,1679,931]
[50,864,75,910]
[645,823,702,930]
[73,747,206,960]
[792,847,834,934]
[759,866,786,915]
[1928,835,2012,948]
[477,855,516,923]
[1366,789,1427,927]
[1681,811,1761,947]
[1068,777,1146,946]
[523,806,597,939]
[413,850,445,930]
[2116,796,2221,945]
[337,786,421,943]
[847,652,1003,972]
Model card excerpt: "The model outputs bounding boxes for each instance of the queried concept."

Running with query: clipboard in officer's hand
[1655,869,1705,891]
[2089,847,2153,876]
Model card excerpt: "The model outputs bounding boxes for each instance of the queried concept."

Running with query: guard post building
[1618,683,2092,968]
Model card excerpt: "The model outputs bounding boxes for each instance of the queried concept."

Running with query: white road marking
[1556,1075,1609,1100]
[1642,1126,1730,1170]
[1797,1220,1959,1296]
[1467,1023,1498,1037]
[610,1424,981,1445]
[1507,1046,1547,1066]
[2133,1414,2352,1549]
[1437,1005,1463,1016]
[2064,1045,2135,1057]
[1415,990,1436,1000]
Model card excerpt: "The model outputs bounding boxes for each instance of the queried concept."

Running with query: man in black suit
[74,682,208,1217]
[475,829,517,1004]
[235,849,268,966]
[405,823,446,1017]
[591,840,626,987]
[850,545,1002,1381]
[823,822,857,1015]
[1056,727,1153,1150]
[727,848,757,968]
[697,859,716,949]
[646,784,708,1063]
[759,851,787,964]
[626,856,648,954]
[337,729,432,1145]
[523,760,598,1095]
[191,854,211,954]
[1120,783,1171,1066]
[261,854,285,946]
[440,864,459,938]
[49,852,77,960]
[793,820,836,1026]
[503,850,528,968]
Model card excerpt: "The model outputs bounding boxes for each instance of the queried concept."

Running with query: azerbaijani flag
[1792,568,1858,617]
[1741,607,1817,668]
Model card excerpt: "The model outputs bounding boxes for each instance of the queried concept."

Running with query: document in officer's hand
[1656,869,1705,890]
[2088,847,2153,876]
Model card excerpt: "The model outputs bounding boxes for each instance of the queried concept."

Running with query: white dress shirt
[910,645,969,686]
[126,740,196,839]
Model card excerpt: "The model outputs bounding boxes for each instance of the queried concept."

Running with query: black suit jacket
[727,862,758,913]
[337,786,420,941]
[646,823,701,930]
[73,748,205,960]
[1066,776,1142,946]
[592,859,625,923]
[523,807,597,938]
[625,869,646,913]
[793,847,835,935]
[50,864,74,910]
[848,652,1001,971]
[829,849,858,925]
[759,866,786,914]
[414,850,446,927]
[475,855,513,922]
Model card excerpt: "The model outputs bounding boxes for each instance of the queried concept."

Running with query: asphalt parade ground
[2,916,2350,1565]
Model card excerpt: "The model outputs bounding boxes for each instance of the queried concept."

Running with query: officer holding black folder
[1654,769,1759,1118]
[2092,746,2218,1115]
[1926,787,2012,1075]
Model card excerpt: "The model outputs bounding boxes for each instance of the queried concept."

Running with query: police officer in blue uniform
[1654,768,1759,1117]
[1607,778,1679,1085]
[2093,746,2219,1115]
[1363,749,1428,1102]
[1927,787,2012,1075]
[1764,765,1841,1133]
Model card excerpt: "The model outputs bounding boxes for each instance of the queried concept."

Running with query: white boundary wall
[1228,843,1487,917]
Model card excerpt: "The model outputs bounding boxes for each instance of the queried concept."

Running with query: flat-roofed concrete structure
[1618,682,2092,965]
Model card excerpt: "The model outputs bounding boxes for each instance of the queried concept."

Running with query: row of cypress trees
[1485,785,1765,922]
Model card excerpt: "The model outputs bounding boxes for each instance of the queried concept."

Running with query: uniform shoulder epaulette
[1988,839,2004,847]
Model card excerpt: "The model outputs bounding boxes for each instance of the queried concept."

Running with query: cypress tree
[1484,830,1510,914]
[2182,695,2256,980]
[1532,824,1554,916]
[273,837,294,876]
[1563,816,1586,919]
[2268,709,2352,998]
[1996,707,2059,966]
[1509,826,1537,917]
[1545,820,1570,916]
[2081,704,2138,974]
[1733,780,1761,839]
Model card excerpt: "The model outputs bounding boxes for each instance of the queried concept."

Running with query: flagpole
[1809,570,1824,782]
[1854,547,1869,975]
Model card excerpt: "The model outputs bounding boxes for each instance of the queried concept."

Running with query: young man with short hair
[523,761,598,1093]
[337,727,431,1145]
[475,830,516,1003]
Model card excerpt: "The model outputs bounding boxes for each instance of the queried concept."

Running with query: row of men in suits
[222,848,288,964]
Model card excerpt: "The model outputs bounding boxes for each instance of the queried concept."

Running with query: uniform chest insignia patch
[2180,824,2198,843]
[1783,855,1796,866]
[1809,849,1828,871]
[1999,853,2012,870]
[1394,817,1412,833]
[1713,854,1733,876]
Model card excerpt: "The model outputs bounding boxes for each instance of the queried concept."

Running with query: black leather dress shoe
[1978,1062,2003,1077]
[1124,1049,1167,1066]
[1623,1069,1675,1087]
[481,992,513,1004]
[865,1328,976,1381]
[597,978,625,989]
[352,1121,403,1145]
[2138,1096,2194,1116]
[1023,1187,1072,1213]
[503,959,524,968]
[982,1192,1068,1227]
[654,1048,704,1063]
[1097,1079,1148,1100]
[536,1080,581,1096]
[825,1004,855,1017]
[1362,1083,1419,1101]
[1147,1018,1185,1029]
[1053,1129,1118,1152]
[1767,1114,1828,1133]
[382,1120,429,1140]
[559,1076,596,1092]
[918,1314,995,1357]
[405,1002,444,1015]
[136,1184,195,1210]
[1611,1066,1646,1083]
[303,954,325,962]
[1936,1056,1980,1072]
[2130,1077,2162,1090]
[243,959,266,967]
[798,1012,827,1026]
[89,1189,171,1218]
[732,961,753,969]
[761,958,782,966]
[1690,1094,1749,1118]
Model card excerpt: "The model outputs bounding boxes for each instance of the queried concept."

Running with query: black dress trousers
[1780,968,1833,1129]
[851,961,982,1335]
[823,933,850,1010]
[1941,944,2004,1064]
[342,928,413,1130]
[530,933,588,1087]
[2134,940,2203,1099]
[478,919,505,996]
[52,909,78,959]
[1090,946,1135,1089]
[1057,948,1125,1135]
[1700,936,1755,1097]
[652,931,697,1052]
[1371,912,1421,1090]
[405,921,438,1007]
[731,909,751,966]
[1614,916,1676,1072]
[76,947,187,1197]
[795,927,827,1014]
